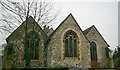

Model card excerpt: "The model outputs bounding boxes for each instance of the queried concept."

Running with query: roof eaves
[49,13,73,38]
[46,13,90,44]
[93,26,110,47]
[6,16,48,43]
[6,21,25,43]
[70,14,90,43]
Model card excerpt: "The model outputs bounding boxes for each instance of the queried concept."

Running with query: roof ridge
[49,13,72,38]
[6,16,48,43]
[83,25,94,35]
[45,13,90,44]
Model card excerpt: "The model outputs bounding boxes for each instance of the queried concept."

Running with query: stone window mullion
[39,41,40,61]
[77,37,80,59]
[93,43,95,61]
[92,43,94,61]
[94,43,96,61]
[33,41,35,59]
[68,36,70,56]
[95,43,97,61]
[63,39,66,59]
[72,36,74,57]
[29,39,30,50]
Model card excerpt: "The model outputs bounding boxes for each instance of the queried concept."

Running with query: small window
[90,41,97,61]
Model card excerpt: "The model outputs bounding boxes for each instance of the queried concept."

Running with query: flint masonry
[2,14,111,68]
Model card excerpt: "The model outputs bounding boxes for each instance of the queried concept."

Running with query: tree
[113,48,118,67]
[0,0,59,68]
[113,46,120,67]
[0,0,58,33]
[113,49,117,60]
[117,46,120,67]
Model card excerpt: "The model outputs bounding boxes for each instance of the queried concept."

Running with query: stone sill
[31,60,39,62]
[22,60,39,62]
[64,57,78,60]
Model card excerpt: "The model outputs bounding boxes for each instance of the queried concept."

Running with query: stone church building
[2,14,111,68]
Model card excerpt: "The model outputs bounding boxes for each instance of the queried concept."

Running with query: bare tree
[0,0,59,68]
[0,0,58,33]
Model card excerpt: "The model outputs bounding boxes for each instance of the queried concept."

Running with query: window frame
[63,30,79,59]
[90,41,97,62]
[24,31,40,60]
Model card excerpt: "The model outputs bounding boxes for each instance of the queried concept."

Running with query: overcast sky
[0,0,119,51]
[51,1,118,50]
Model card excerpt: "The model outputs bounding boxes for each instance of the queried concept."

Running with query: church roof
[6,16,48,43]
[83,25,94,35]
[45,13,90,44]
[83,25,110,47]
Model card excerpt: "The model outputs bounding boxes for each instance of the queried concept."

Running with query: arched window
[64,30,78,57]
[27,31,40,60]
[90,41,97,61]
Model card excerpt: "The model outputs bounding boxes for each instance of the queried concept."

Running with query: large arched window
[90,41,97,61]
[64,30,78,57]
[27,31,40,60]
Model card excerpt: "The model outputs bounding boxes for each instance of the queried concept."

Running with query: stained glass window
[64,31,77,57]
[90,41,97,61]
[27,31,40,60]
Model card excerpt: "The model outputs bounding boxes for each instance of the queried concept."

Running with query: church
[2,14,111,68]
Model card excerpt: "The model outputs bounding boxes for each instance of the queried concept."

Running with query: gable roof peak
[47,13,90,44]
[29,16,33,18]
[84,25,110,47]
[28,16,36,21]
[68,13,74,18]
[69,13,73,16]
[27,16,34,22]
[6,16,48,43]
[83,25,95,35]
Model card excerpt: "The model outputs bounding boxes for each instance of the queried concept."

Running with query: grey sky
[50,2,118,50]
[0,0,118,51]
